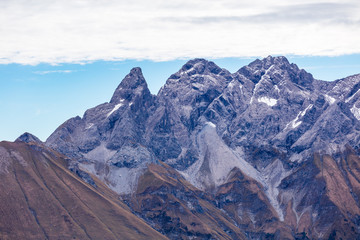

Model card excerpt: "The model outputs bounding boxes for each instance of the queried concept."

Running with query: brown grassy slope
[127,162,246,240]
[0,141,168,240]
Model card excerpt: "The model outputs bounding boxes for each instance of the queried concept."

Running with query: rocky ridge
[44,56,360,239]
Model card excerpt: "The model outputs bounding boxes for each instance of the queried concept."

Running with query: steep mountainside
[44,56,360,239]
[126,162,246,240]
[0,141,167,240]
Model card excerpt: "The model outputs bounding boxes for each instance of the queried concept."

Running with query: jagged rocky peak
[15,132,42,144]
[159,58,232,98]
[245,55,291,72]
[263,55,290,66]
[110,67,151,104]
[167,58,230,80]
[238,55,314,89]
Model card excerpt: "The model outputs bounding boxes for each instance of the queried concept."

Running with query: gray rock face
[146,59,233,169]
[45,56,360,238]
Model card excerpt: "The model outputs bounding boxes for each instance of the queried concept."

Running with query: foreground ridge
[0,141,168,239]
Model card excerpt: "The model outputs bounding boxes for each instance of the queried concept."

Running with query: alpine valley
[2,56,360,239]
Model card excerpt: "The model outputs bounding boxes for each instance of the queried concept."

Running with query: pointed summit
[110,67,150,103]
[15,132,42,144]
[122,67,146,88]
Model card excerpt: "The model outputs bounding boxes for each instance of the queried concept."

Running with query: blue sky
[1,0,360,141]
[1,55,360,142]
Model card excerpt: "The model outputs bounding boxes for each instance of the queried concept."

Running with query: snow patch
[345,89,360,103]
[351,104,360,120]
[257,97,277,107]
[107,101,124,117]
[274,85,280,93]
[239,84,244,94]
[180,67,194,75]
[206,121,216,128]
[285,104,313,130]
[180,62,201,75]
[250,66,274,104]
[85,123,94,130]
[324,94,335,104]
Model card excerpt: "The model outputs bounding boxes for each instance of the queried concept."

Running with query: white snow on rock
[351,104,360,120]
[274,85,280,93]
[250,66,274,104]
[179,62,201,75]
[258,97,277,107]
[285,104,313,130]
[292,120,302,129]
[345,89,360,103]
[324,94,336,104]
[85,123,94,130]
[239,84,244,94]
[107,101,123,117]
[206,121,216,128]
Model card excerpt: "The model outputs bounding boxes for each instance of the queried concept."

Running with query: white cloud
[0,0,360,65]
[33,70,75,74]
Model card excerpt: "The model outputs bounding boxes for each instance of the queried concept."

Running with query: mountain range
[2,56,360,239]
